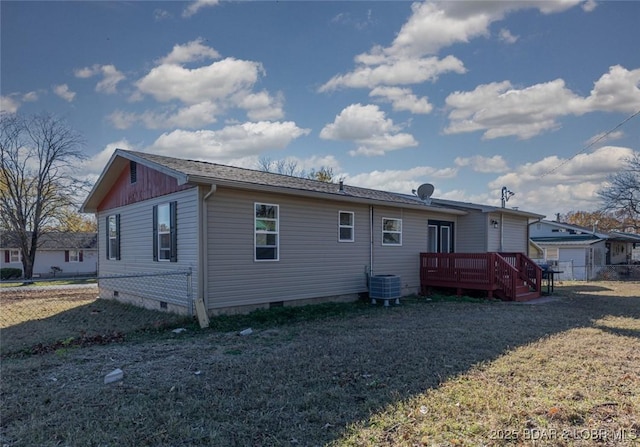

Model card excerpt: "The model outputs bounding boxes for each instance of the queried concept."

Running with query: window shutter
[115,214,121,260]
[65,250,69,262]
[79,250,84,262]
[4,250,9,263]
[105,216,110,259]
[152,205,158,261]
[170,201,177,262]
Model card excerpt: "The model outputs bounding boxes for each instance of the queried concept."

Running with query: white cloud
[22,91,39,102]
[136,58,262,104]
[585,130,624,146]
[455,155,509,173]
[74,64,125,94]
[585,65,640,113]
[344,165,457,196]
[153,9,172,21]
[369,86,433,114]
[582,0,597,12]
[498,28,519,44]
[320,103,418,156]
[158,38,220,65]
[0,95,20,113]
[320,1,580,93]
[319,56,466,92]
[122,40,285,129]
[183,0,219,18]
[53,84,76,102]
[486,146,636,214]
[444,66,640,140]
[148,121,310,162]
[108,101,220,130]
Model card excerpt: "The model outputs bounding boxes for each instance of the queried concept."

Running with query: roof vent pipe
[339,180,344,192]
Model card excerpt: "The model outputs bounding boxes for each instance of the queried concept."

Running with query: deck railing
[420,252,542,300]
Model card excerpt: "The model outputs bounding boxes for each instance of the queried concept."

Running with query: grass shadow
[1,284,639,446]
[1,298,192,356]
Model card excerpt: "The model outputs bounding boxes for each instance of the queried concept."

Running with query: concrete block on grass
[104,368,123,384]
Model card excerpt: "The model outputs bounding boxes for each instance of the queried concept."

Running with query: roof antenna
[501,186,515,208]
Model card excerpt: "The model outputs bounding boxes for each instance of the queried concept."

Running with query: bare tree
[598,153,640,232]
[0,112,86,279]
[258,156,334,183]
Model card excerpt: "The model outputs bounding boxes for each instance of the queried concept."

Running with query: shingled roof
[82,149,467,214]
[1,232,98,250]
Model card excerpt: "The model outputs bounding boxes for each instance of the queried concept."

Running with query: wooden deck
[420,252,542,301]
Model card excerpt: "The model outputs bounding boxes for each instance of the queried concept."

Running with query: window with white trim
[382,218,402,246]
[153,202,177,262]
[68,250,80,263]
[9,249,21,263]
[338,211,354,242]
[255,203,279,261]
[107,214,120,260]
[545,247,559,261]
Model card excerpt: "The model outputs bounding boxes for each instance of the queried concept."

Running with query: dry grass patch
[0,286,190,356]
[1,282,639,446]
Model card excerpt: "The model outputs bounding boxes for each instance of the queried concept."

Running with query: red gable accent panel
[97,162,194,212]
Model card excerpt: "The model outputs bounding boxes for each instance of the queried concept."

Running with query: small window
[255,203,279,261]
[153,202,177,262]
[546,247,559,261]
[9,249,21,263]
[67,250,81,263]
[382,218,402,246]
[339,211,354,242]
[130,161,137,184]
[107,214,120,260]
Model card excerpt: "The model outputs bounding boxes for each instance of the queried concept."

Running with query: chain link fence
[593,264,640,281]
[0,270,194,356]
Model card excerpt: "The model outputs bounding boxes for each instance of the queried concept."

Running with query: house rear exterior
[81,149,543,315]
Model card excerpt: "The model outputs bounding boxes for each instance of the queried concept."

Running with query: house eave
[186,175,467,215]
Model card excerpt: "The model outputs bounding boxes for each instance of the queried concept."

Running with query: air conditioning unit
[369,274,401,306]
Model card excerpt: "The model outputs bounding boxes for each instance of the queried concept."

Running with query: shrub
[1,267,23,280]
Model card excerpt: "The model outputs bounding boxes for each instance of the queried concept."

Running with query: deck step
[515,291,541,302]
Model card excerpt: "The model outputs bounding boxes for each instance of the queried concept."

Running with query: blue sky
[2,0,639,217]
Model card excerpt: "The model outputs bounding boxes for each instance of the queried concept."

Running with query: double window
[153,202,177,262]
[382,218,402,246]
[106,214,121,260]
[339,211,354,242]
[255,203,279,261]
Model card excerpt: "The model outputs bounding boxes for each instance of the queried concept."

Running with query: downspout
[199,184,217,318]
[500,212,505,252]
[369,205,374,286]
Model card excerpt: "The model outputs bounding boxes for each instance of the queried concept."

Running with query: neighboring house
[80,149,544,315]
[0,232,98,278]
[529,220,639,280]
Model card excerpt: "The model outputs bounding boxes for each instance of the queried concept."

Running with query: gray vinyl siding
[96,187,199,307]
[502,215,528,253]
[371,207,423,293]
[206,188,372,309]
[456,212,488,253]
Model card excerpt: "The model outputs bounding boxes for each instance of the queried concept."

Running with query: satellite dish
[416,183,435,200]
